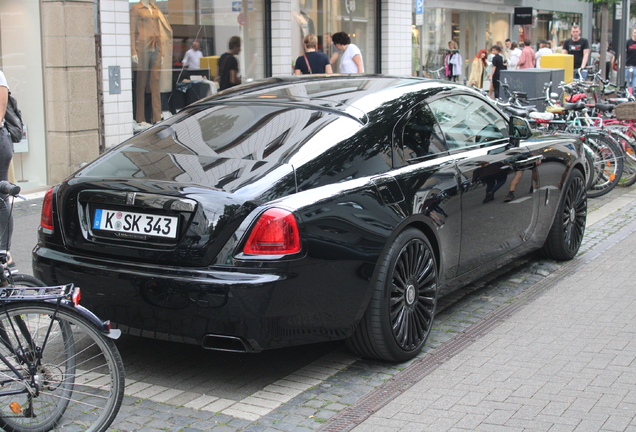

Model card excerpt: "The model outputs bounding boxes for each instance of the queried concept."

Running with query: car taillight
[40,188,54,234]
[243,208,301,255]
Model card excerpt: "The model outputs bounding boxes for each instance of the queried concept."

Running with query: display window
[290,0,375,74]
[130,0,265,124]
[0,0,47,189]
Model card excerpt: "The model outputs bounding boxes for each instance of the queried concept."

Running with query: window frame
[427,92,510,154]
[392,101,450,168]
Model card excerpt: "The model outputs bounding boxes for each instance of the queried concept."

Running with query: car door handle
[515,155,543,165]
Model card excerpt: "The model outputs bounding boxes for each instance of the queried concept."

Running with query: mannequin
[131,0,163,124]
[291,0,315,58]
[155,0,173,94]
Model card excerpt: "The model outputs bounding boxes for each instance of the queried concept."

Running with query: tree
[584,0,620,79]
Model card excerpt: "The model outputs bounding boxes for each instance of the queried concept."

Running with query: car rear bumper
[32,246,369,351]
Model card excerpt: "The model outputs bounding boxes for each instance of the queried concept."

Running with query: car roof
[196,75,462,120]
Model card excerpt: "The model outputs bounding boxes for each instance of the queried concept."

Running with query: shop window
[290,0,375,75]
[130,0,265,124]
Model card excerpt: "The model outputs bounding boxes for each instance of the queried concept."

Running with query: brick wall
[100,0,134,149]
[381,0,412,75]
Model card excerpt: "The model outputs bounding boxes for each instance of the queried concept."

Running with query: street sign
[415,0,423,14]
[232,1,241,11]
[237,12,245,25]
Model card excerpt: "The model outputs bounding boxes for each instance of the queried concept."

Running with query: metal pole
[617,0,629,87]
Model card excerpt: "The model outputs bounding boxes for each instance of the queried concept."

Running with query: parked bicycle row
[470,66,636,198]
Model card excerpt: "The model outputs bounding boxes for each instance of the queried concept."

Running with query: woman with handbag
[294,34,332,75]
[0,69,14,266]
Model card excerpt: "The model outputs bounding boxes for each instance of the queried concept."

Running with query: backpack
[4,92,24,143]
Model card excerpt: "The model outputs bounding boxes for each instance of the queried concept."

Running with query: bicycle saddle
[564,101,587,111]
[594,103,614,112]
[505,106,530,118]
[607,98,629,105]
[546,106,566,114]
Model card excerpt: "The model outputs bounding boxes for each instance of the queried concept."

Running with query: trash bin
[499,69,552,111]
[200,56,220,79]
[541,54,574,83]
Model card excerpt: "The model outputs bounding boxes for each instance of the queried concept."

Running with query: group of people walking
[467,24,598,99]
[294,32,364,75]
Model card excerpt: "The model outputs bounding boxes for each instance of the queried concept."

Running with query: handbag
[3,92,23,144]
[303,54,313,74]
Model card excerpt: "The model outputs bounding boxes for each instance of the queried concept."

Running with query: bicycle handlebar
[0,181,20,197]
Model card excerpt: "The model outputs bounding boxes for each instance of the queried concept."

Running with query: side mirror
[509,116,532,140]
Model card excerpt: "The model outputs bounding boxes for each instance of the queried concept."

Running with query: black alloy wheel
[540,169,587,260]
[346,229,438,362]
[389,237,436,351]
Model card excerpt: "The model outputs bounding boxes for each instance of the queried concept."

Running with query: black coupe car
[33,76,587,361]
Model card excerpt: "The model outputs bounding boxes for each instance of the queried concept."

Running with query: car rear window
[110,103,362,163]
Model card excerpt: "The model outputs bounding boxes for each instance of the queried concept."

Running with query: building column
[271,0,293,76]
[41,0,101,185]
[381,0,412,75]
[100,0,134,150]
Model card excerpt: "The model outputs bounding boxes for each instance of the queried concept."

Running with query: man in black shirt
[562,25,590,79]
[218,36,241,91]
[625,28,636,93]
[488,45,506,99]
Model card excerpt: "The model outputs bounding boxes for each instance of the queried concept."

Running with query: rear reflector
[243,208,301,255]
[40,188,54,233]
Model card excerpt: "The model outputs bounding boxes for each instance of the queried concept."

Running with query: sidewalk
[321,191,636,432]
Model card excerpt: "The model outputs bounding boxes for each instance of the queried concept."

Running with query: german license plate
[92,209,178,239]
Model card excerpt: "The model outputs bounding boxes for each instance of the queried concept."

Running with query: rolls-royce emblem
[126,192,136,206]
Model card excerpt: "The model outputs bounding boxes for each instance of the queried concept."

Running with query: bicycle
[0,180,125,432]
[424,67,445,80]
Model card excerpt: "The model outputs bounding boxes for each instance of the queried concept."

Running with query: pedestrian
[562,24,590,79]
[503,39,512,61]
[331,32,364,73]
[0,69,14,267]
[218,36,241,91]
[323,33,340,72]
[624,28,636,93]
[508,41,522,70]
[535,40,554,68]
[468,49,488,88]
[294,34,333,75]
[488,45,506,99]
[607,42,615,76]
[182,41,204,70]
[518,39,536,69]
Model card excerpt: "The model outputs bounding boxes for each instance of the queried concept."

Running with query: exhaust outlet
[201,334,250,353]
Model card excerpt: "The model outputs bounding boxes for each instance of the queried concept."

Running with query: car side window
[399,103,446,163]
[429,95,508,149]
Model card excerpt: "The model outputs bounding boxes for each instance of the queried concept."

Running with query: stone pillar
[41,0,100,185]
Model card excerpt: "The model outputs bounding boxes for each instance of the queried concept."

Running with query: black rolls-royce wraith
[33,76,587,361]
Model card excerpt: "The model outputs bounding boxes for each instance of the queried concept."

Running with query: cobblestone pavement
[12,187,636,432]
[338,193,636,432]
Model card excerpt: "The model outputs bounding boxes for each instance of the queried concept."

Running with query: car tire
[539,169,587,261]
[346,228,437,362]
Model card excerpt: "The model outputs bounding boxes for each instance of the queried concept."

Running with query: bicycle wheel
[608,130,636,187]
[9,274,46,288]
[584,133,623,198]
[0,303,124,432]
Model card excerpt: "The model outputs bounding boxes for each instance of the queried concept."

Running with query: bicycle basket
[614,102,636,120]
